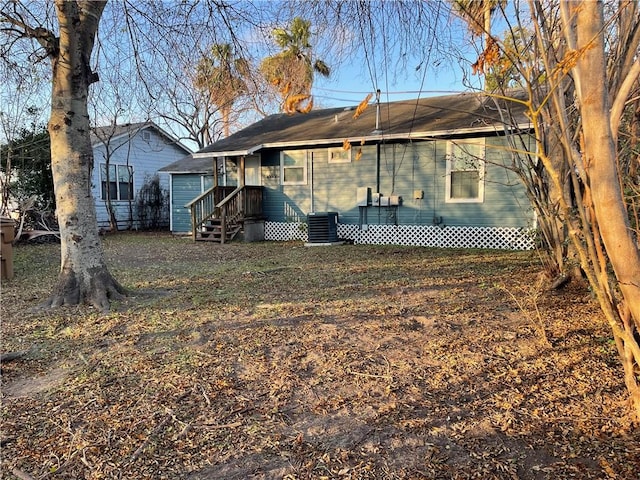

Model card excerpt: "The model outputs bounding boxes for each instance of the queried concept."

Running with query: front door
[245,156,261,186]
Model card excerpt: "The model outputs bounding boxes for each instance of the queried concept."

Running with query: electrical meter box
[389,195,401,206]
[372,192,382,206]
[356,187,371,207]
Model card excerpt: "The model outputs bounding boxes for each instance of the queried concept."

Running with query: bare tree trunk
[104,155,118,232]
[42,0,125,311]
[572,0,640,419]
[1,145,12,215]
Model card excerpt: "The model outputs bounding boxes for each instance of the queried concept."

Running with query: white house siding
[91,127,189,230]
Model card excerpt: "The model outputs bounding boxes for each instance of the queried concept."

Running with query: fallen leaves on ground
[1,232,638,479]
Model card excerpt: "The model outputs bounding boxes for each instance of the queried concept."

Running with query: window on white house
[445,139,485,203]
[100,164,134,201]
[328,147,351,163]
[280,150,307,185]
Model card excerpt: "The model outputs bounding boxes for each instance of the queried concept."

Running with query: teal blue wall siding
[256,135,534,228]
[377,143,438,226]
[171,174,202,232]
[430,136,533,227]
[479,136,533,227]
[311,146,378,223]
[261,150,311,222]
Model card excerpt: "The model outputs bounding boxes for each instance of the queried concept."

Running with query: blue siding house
[161,92,536,249]
[91,122,192,230]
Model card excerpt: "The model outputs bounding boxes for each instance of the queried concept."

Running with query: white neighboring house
[90,122,192,231]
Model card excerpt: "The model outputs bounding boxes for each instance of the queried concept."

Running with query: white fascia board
[357,123,533,143]
[192,150,250,158]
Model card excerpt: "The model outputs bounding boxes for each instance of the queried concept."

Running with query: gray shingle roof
[158,155,213,174]
[160,91,529,173]
[91,122,149,145]
[202,92,528,154]
[91,122,192,155]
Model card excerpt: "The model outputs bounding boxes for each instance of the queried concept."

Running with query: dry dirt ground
[1,232,638,479]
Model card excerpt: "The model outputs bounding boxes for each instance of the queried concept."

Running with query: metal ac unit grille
[307,212,339,243]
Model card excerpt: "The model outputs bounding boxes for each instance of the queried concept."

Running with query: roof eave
[194,121,533,158]
[91,123,192,153]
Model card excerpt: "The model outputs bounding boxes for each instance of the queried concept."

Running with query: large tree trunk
[572,1,640,419]
[42,0,125,312]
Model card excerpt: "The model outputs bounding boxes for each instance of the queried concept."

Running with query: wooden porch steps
[187,185,263,243]
[197,218,242,242]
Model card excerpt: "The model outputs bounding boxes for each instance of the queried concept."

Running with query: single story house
[160,92,536,249]
[91,122,192,230]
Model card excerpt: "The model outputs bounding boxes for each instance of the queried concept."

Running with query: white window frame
[445,138,485,203]
[328,147,351,164]
[100,163,134,201]
[280,150,308,185]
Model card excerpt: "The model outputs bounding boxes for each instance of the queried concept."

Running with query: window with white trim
[280,150,307,185]
[100,163,134,201]
[445,139,485,203]
[328,147,351,163]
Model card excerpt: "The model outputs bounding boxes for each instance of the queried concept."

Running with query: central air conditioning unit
[307,212,339,243]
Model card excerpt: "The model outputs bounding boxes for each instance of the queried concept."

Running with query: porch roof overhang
[158,154,215,174]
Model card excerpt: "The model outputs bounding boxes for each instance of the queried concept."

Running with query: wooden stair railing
[186,185,263,242]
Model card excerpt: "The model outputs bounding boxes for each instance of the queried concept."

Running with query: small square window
[328,147,351,164]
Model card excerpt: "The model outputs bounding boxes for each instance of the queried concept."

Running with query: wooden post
[239,156,245,187]
[214,157,219,188]
[191,204,197,241]
[220,207,226,244]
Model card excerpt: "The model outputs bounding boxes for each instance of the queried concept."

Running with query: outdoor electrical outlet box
[356,187,371,206]
[413,189,424,200]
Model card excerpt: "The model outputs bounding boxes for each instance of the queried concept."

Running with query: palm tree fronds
[260,17,329,114]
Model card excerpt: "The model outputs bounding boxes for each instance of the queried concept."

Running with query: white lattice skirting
[264,222,535,250]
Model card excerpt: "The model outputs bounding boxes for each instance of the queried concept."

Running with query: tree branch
[0,10,58,56]
[610,59,640,140]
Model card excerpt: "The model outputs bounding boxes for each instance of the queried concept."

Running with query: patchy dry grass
[1,232,638,479]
